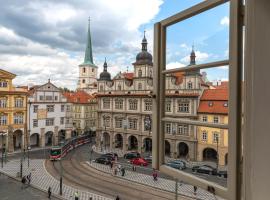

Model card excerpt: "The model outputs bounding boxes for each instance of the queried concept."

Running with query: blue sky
[0,0,229,89]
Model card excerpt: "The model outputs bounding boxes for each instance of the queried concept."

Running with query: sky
[0,0,229,89]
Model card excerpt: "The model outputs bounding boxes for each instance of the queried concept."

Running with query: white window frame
[152,0,243,199]
[202,131,207,141]
[0,98,7,108]
[202,115,208,122]
[47,105,54,112]
[33,119,38,127]
[103,98,110,109]
[0,115,7,125]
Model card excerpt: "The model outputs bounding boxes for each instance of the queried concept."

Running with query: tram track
[48,146,185,200]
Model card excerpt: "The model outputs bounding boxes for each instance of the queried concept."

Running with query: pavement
[0,173,58,200]
[88,161,224,200]
[0,159,113,200]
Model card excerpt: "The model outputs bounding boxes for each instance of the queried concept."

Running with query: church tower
[77,18,98,94]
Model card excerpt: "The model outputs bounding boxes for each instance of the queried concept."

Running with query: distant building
[0,69,28,152]
[96,35,208,160]
[28,80,71,147]
[63,91,97,136]
[77,20,98,94]
[197,88,228,166]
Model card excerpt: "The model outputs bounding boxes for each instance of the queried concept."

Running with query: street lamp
[0,131,7,168]
[216,135,219,171]
[59,141,64,195]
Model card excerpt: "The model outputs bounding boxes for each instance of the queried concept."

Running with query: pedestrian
[21,176,26,189]
[110,161,113,169]
[121,167,125,176]
[152,169,158,181]
[117,164,121,173]
[116,195,120,200]
[132,165,136,171]
[74,191,79,200]
[114,167,117,176]
[48,187,52,199]
[193,185,198,195]
[27,172,32,185]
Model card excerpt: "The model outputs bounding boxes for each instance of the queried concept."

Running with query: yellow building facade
[0,69,28,152]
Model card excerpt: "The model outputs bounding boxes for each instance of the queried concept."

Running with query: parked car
[166,160,186,170]
[130,158,148,166]
[217,170,228,178]
[95,157,113,165]
[192,165,217,175]
[124,152,140,159]
[102,153,118,160]
[144,155,152,163]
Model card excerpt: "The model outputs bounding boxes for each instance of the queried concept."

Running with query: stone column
[110,132,113,150]
[138,135,142,154]
[171,140,177,158]
[7,126,14,152]
[40,128,45,148]
[53,126,59,145]
[65,129,72,140]
[123,133,127,152]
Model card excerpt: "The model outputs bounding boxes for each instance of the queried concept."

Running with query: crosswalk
[0,159,113,200]
[89,161,224,200]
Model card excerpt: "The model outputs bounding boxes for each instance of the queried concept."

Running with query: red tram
[49,134,91,161]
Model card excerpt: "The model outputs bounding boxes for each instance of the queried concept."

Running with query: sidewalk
[88,161,224,200]
[0,159,113,200]
[6,146,51,156]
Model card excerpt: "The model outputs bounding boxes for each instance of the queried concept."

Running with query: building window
[138,69,142,77]
[165,101,171,112]
[103,99,110,109]
[118,84,121,91]
[224,102,228,107]
[128,118,137,130]
[138,83,142,90]
[14,114,23,124]
[60,117,64,125]
[33,105,38,113]
[177,124,189,135]
[0,98,7,108]
[82,79,85,83]
[47,105,54,112]
[103,117,110,127]
[165,123,171,134]
[144,99,152,111]
[100,85,104,91]
[202,131,207,141]
[46,118,54,126]
[39,96,44,101]
[66,118,69,124]
[45,96,53,101]
[54,96,58,101]
[188,81,193,89]
[213,116,219,123]
[115,99,123,109]
[115,118,123,128]
[213,132,219,143]
[66,105,71,112]
[0,81,7,87]
[14,98,23,108]
[129,99,138,110]
[0,115,7,125]
[33,119,38,127]
[202,116,208,122]
[178,102,189,113]
[61,105,65,112]
[83,67,86,73]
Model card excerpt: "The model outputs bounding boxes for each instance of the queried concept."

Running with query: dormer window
[224,102,228,107]
[208,101,213,107]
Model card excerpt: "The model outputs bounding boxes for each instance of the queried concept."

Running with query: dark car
[95,157,112,165]
[144,156,152,163]
[166,160,186,170]
[217,170,228,178]
[124,152,140,159]
[102,153,118,160]
[192,165,217,175]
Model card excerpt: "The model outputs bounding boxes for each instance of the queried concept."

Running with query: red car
[130,158,148,166]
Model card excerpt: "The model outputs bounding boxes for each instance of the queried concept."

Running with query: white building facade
[28,80,72,147]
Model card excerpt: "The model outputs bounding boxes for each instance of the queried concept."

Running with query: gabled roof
[0,69,16,79]
[200,89,228,101]
[63,91,95,104]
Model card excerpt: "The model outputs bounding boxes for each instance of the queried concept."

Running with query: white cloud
[220,16,229,26]
[180,51,210,63]
[166,62,185,70]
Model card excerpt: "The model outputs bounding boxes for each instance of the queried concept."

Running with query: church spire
[103,57,107,72]
[190,44,196,65]
[83,17,94,65]
[141,30,148,51]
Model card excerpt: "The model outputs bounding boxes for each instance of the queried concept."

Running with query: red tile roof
[198,89,229,114]
[63,91,95,104]
[200,89,228,101]
[213,81,228,89]
[123,72,134,80]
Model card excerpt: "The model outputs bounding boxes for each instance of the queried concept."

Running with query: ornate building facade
[77,20,98,94]
[96,35,209,161]
[0,69,28,152]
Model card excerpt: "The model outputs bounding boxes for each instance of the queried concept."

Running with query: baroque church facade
[96,34,209,161]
